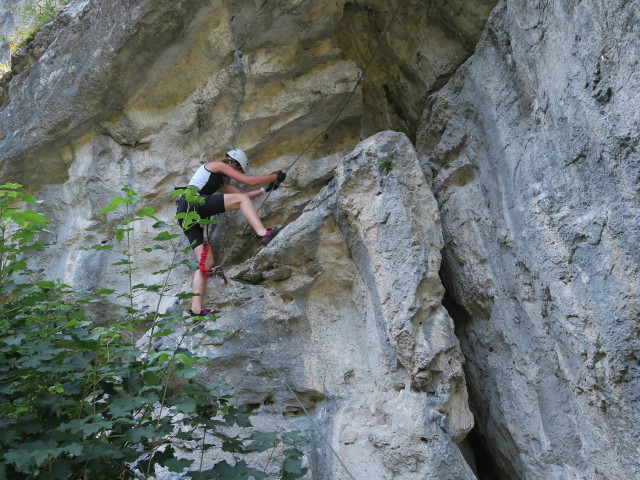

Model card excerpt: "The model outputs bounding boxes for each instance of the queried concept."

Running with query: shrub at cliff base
[0,184,307,480]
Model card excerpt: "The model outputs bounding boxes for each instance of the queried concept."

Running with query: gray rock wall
[0,0,495,314]
[0,1,496,478]
[1,0,638,478]
[417,0,639,478]
[149,131,474,479]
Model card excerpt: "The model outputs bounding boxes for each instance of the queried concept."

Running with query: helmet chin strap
[223,158,243,173]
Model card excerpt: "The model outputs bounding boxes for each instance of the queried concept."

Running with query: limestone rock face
[165,131,474,479]
[1,0,638,478]
[0,0,496,327]
[0,1,494,477]
[416,0,640,478]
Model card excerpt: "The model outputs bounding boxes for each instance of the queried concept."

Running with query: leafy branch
[0,185,308,479]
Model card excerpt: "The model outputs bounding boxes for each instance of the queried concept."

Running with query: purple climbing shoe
[259,226,284,246]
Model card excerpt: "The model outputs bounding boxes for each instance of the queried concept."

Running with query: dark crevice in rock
[337,0,498,143]
[464,427,506,480]
[439,268,471,337]
[440,272,512,480]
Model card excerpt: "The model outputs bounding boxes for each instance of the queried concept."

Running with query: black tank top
[188,164,224,195]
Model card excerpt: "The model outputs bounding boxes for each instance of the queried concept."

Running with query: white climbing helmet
[226,149,248,172]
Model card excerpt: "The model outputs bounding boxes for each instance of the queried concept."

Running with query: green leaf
[175,291,198,299]
[281,448,308,479]
[124,425,162,443]
[89,243,114,251]
[4,449,32,472]
[153,232,181,241]
[32,446,62,466]
[2,334,25,346]
[143,371,163,386]
[61,319,89,328]
[95,288,116,295]
[246,431,279,452]
[107,394,147,418]
[282,431,310,447]
[112,259,133,266]
[176,211,201,230]
[135,206,157,219]
[223,408,252,428]
[114,227,134,242]
[172,398,197,414]
[206,459,266,479]
[98,196,125,214]
[0,183,22,189]
[4,260,27,274]
[64,443,84,457]
[186,261,199,271]
[59,417,113,436]
[121,187,139,204]
[175,367,197,379]
[149,350,173,365]
[12,209,50,227]
[204,329,228,339]
[174,353,193,368]
[144,246,166,252]
[162,457,194,473]
[151,328,173,338]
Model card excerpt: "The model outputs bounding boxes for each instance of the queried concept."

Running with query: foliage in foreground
[0,184,308,479]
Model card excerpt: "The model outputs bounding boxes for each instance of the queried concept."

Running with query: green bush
[0,184,308,479]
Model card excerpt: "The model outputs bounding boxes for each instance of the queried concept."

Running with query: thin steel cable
[225,288,358,480]
[284,1,405,175]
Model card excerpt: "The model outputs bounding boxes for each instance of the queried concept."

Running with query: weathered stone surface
[5,0,638,478]
[0,0,495,188]
[0,2,494,475]
[150,131,474,479]
[417,0,640,478]
[0,0,496,307]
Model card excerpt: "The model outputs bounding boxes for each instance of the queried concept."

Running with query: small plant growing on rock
[377,155,395,173]
[0,60,10,76]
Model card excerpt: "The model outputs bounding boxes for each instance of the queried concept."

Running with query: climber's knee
[223,192,250,211]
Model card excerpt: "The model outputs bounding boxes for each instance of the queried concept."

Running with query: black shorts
[176,194,225,249]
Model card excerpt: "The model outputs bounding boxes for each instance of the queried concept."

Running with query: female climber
[176,148,285,316]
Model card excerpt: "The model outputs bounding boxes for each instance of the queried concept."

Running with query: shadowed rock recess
[1,0,638,479]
